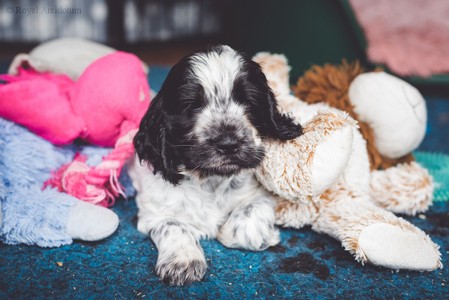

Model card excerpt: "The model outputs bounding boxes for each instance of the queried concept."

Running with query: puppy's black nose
[216,136,240,155]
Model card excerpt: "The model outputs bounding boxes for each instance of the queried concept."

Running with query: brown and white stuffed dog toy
[253,53,441,271]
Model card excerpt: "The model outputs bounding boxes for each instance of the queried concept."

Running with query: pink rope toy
[44,125,138,207]
[0,52,151,207]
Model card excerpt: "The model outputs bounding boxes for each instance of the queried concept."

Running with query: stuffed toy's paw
[311,191,442,271]
[359,223,441,271]
[65,201,119,241]
[348,71,433,215]
[370,161,433,215]
[349,72,427,159]
[254,53,356,202]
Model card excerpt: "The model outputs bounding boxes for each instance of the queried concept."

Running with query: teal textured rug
[1,64,449,299]
[415,151,449,202]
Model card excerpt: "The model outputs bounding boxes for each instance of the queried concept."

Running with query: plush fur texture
[293,61,415,170]
[130,45,302,285]
[0,118,122,247]
[254,53,441,271]
[0,118,76,247]
[293,60,433,215]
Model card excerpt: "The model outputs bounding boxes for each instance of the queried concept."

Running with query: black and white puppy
[129,45,302,285]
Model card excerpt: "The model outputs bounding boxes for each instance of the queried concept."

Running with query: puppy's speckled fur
[130,45,302,285]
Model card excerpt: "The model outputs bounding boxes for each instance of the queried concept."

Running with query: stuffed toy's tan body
[253,53,441,271]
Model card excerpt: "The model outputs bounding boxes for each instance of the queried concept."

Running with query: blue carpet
[1,63,449,299]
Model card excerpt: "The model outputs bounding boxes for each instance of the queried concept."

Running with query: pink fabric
[0,51,150,146]
[350,0,449,77]
[0,69,85,145]
[0,51,151,206]
[71,52,150,146]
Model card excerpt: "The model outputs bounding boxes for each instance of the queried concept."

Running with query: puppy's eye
[182,99,203,114]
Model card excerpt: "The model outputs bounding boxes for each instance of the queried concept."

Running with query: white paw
[156,249,207,286]
[218,214,280,251]
[358,223,442,271]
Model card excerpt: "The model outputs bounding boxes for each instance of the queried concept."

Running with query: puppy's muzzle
[215,135,240,155]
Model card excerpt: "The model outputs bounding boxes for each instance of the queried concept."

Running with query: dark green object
[225,0,366,83]
[225,0,449,86]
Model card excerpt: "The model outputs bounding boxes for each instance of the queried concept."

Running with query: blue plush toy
[0,118,120,247]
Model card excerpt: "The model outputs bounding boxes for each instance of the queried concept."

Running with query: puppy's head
[134,45,302,185]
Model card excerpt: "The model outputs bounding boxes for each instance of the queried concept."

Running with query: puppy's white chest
[197,175,243,208]
[181,174,250,230]
[129,158,256,238]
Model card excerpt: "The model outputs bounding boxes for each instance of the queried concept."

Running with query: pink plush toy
[0,52,151,207]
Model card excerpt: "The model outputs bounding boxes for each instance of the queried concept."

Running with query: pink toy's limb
[44,122,138,207]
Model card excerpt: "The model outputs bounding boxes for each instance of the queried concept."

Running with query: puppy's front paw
[218,205,280,251]
[156,256,207,286]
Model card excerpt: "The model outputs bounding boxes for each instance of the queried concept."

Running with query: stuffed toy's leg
[311,184,441,271]
[274,182,441,271]
[369,162,433,215]
[0,118,119,247]
[349,71,433,215]
[317,130,441,270]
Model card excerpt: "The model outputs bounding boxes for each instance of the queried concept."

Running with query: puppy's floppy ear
[259,88,303,140]
[133,93,183,185]
[242,60,303,141]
